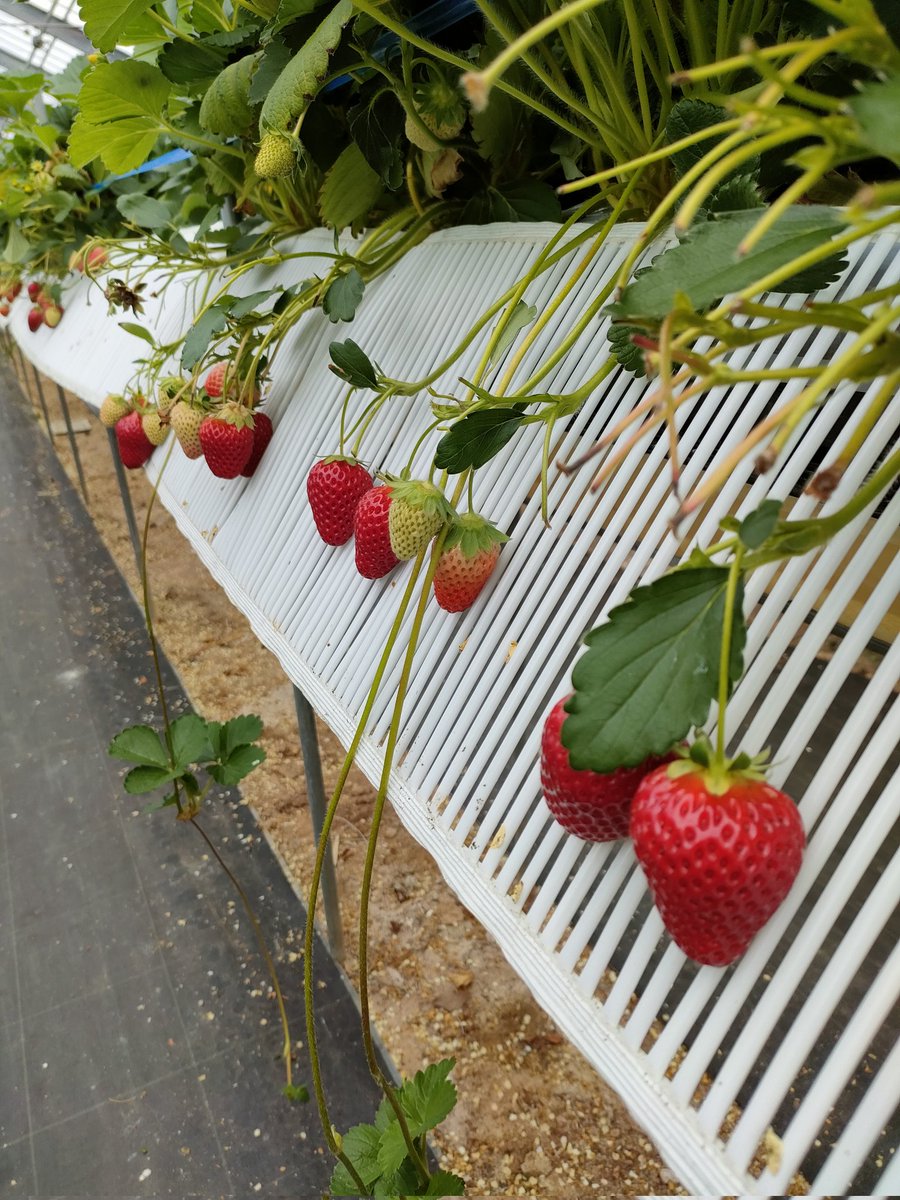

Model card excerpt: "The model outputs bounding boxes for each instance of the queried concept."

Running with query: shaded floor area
[0,367,383,1197]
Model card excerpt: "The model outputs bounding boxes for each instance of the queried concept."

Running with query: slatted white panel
[10,222,899,1194]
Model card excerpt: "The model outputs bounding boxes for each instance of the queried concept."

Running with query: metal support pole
[55,383,89,505]
[28,363,54,442]
[106,426,143,575]
[292,685,345,962]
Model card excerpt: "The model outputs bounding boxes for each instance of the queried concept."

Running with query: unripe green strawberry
[254,134,295,179]
[157,375,185,416]
[141,406,168,446]
[387,479,454,560]
[433,513,507,612]
[99,393,131,429]
[170,400,205,460]
[404,69,466,150]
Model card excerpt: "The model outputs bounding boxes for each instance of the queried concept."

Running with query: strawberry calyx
[442,511,508,558]
[665,733,771,796]
[216,401,256,430]
[319,453,367,468]
[381,477,455,526]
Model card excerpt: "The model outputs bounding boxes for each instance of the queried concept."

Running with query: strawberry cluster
[541,706,805,967]
[307,463,507,612]
[0,279,64,330]
[108,363,274,478]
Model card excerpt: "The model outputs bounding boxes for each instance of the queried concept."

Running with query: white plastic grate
[8,221,898,1194]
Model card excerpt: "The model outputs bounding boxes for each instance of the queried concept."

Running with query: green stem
[714,545,744,769]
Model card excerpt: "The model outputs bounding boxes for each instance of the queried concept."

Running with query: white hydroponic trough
[7,221,898,1194]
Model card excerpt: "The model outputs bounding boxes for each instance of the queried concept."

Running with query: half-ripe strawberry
[387,478,453,560]
[99,393,131,429]
[541,697,676,842]
[204,362,229,398]
[241,411,274,478]
[199,403,255,478]
[115,410,155,469]
[433,512,507,612]
[307,457,373,545]
[170,400,205,459]
[630,742,805,966]
[141,406,168,447]
[354,486,398,579]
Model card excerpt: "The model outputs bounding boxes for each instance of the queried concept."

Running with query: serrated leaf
[738,498,782,549]
[705,173,762,214]
[259,0,353,135]
[319,142,383,232]
[222,713,264,755]
[329,340,379,389]
[117,194,173,229]
[774,249,849,294]
[374,1157,419,1198]
[248,38,293,105]
[399,1058,457,1136]
[849,74,900,165]
[171,713,212,769]
[2,224,30,265]
[426,1169,466,1196]
[210,743,266,788]
[181,303,229,370]
[108,724,169,767]
[462,179,562,225]
[565,568,746,772]
[78,0,157,53]
[609,207,848,321]
[69,61,170,174]
[0,73,44,116]
[489,300,536,367]
[337,1124,382,1188]
[227,291,274,319]
[607,322,647,377]
[348,89,406,189]
[124,764,180,795]
[199,53,260,136]
[323,268,365,323]
[433,407,526,473]
[205,720,225,760]
[666,99,756,181]
[375,1120,408,1178]
[119,321,157,346]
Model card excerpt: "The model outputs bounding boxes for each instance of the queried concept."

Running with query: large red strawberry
[433,513,507,612]
[115,410,155,469]
[241,411,274,477]
[307,457,373,545]
[630,742,805,966]
[354,486,398,579]
[541,697,676,842]
[199,403,254,478]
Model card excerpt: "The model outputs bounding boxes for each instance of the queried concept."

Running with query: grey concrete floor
[0,366,382,1197]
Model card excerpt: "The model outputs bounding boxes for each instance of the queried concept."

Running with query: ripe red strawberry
[204,362,230,399]
[387,478,453,559]
[241,411,274,477]
[433,513,507,612]
[541,698,676,842]
[199,403,255,478]
[115,410,155,469]
[27,306,43,332]
[354,486,399,578]
[0,302,9,318]
[307,457,373,545]
[27,281,40,301]
[631,743,805,966]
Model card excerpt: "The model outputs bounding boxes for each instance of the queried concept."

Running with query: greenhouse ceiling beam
[0,0,94,55]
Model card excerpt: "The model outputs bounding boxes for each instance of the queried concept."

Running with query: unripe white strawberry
[99,393,131,428]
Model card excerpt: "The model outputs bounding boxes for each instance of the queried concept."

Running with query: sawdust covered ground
[35,382,685,1198]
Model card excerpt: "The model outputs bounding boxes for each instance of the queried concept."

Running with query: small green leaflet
[849,75,900,166]
[329,340,379,389]
[282,1082,310,1103]
[170,713,212,770]
[119,322,156,346]
[607,322,647,377]
[228,291,274,319]
[738,498,782,550]
[398,1058,457,1136]
[608,206,848,321]
[108,724,169,768]
[564,568,746,772]
[123,765,180,795]
[434,406,527,473]
[489,300,537,367]
[666,99,757,181]
[348,89,406,190]
[329,1124,382,1194]
[323,268,365,323]
[320,143,383,232]
[426,1170,465,1195]
[181,303,229,370]
[117,194,173,229]
[209,743,266,788]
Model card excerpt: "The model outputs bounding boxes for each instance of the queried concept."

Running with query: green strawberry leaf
[738,498,782,550]
[608,206,848,321]
[170,713,213,770]
[227,291,274,319]
[398,1057,457,1135]
[205,720,226,760]
[329,340,379,390]
[489,300,537,367]
[320,143,383,232]
[374,1157,420,1197]
[330,1123,383,1193]
[116,194,173,230]
[282,1082,310,1103]
[426,1169,466,1195]
[565,568,746,772]
[222,714,264,756]
[108,724,169,768]
[607,322,648,377]
[119,321,157,346]
[375,1121,408,1179]
[848,74,900,166]
[124,764,181,795]
[348,88,406,190]
[666,99,757,181]
[209,743,266,788]
[323,268,365,323]
[181,303,230,370]
[433,406,527,473]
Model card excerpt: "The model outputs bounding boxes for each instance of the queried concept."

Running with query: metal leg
[55,383,89,505]
[292,685,344,962]
[28,363,54,442]
[106,426,143,575]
